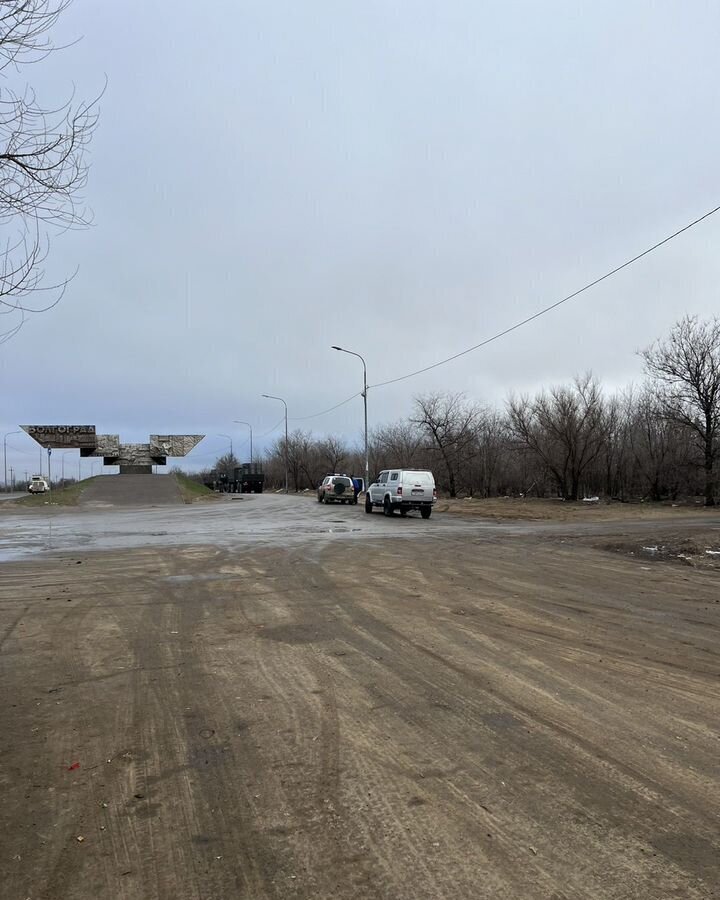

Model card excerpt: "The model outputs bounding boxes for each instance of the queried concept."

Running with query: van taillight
[397,486,402,495]
[433,488,437,499]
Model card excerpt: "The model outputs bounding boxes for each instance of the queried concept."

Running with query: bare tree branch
[641,315,720,506]
[0,0,99,336]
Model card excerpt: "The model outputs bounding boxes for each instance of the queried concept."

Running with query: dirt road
[1,493,718,899]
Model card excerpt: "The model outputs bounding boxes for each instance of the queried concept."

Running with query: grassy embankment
[174,473,217,504]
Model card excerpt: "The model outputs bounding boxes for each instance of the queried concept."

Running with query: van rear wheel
[383,497,394,516]
[421,507,432,519]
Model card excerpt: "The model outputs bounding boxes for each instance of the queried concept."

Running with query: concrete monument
[21,426,204,475]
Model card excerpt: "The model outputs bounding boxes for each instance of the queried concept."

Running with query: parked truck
[27,475,50,494]
[205,463,265,494]
[234,462,265,494]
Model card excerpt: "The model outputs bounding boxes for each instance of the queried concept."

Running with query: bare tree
[371,422,425,470]
[0,0,99,342]
[269,430,324,491]
[626,387,690,501]
[411,393,479,497]
[641,315,720,506]
[473,410,508,497]
[318,435,348,475]
[508,373,608,501]
[214,452,239,479]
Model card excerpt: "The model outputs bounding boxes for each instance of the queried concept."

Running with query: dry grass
[437,496,713,522]
[12,478,97,508]
[174,473,220,504]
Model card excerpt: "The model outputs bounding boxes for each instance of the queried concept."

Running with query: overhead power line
[369,203,720,390]
[257,415,287,439]
[289,391,361,422]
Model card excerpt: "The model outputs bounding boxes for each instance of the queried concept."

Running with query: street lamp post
[332,346,369,496]
[233,421,253,465]
[3,430,21,492]
[261,394,288,493]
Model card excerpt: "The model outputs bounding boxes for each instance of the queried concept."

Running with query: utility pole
[3,430,21,492]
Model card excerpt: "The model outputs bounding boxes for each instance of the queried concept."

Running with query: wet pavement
[0,493,471,560]
[1,491,718,562]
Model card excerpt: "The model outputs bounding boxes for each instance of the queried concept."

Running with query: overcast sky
[2,0,719,478]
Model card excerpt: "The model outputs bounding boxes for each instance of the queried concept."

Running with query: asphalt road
[1,491,718,899]
[0,491,25,502]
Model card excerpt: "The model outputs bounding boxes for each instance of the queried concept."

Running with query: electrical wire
[369,202,720,389]
[257,415,286,438]
[289,391,361,421]
[3,441,36,456]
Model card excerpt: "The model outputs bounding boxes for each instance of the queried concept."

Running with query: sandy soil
[1,494,718,899]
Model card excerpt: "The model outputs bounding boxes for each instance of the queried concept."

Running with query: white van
[365,469,436,518]
[27,475,49,494]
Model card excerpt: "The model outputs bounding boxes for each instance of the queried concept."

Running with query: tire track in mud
[2,524,719,900]
[277,542,719,899]
[279,547,533,900]
[117,550,283,899]
[290,558,583,899]
[295,551,602,899]
[2,557,138,900]
[223,549,389,899]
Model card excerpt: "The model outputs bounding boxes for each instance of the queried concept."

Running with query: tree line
[198,317,720,506]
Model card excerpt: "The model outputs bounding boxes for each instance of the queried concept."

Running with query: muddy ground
[1,489,719,899]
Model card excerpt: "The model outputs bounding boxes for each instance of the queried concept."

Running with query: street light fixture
[331,346,369,496]
[233,420,253,465]
[261,394,288,493]
[3,430,21,492]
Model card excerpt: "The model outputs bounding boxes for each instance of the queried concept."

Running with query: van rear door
[402,470,434,502]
